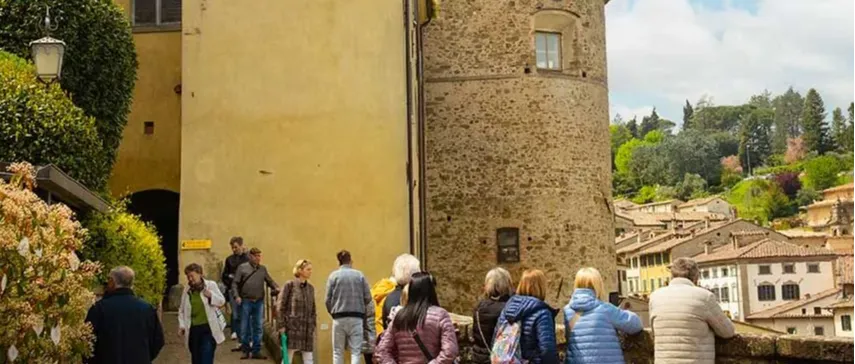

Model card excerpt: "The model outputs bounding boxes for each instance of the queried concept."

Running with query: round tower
[423,0,614,311]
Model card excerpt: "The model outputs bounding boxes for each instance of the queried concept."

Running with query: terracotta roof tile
[829,297,854,309]
[627,199,684,209]
[694,238,837,264]
[636,220,737,254]
[746,288,841,319]
[616,232,676,255]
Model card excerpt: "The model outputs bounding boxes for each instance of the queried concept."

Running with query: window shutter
[161,0,182,24]
[134,0,157,25]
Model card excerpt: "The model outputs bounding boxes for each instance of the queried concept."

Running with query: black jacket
[471,296,510,363]
[222,252,249,294]
[84,288,164,364]
[381,285,405,330]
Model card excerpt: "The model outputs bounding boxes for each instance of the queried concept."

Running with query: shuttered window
[134,0,181,26]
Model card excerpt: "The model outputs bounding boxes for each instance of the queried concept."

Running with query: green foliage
[831,106,854,153]
[801,88,829,154]
[626,117,639,138]
[754,162,803,176]
[772,87,804,154]
[0,51,108,188]
[629,130,722,187]
[643,130,665,144]
[720,170,742,189]
[795,187,821,207]
[80,204,166,306]
[632,185,657,204]
[610,124,633,154]
[674,173,708,201]
[689,104,753,133]
[726,179,791,225]
[738,107,773,172]
[0,0,138,177]
[682,100,694,130]
[615,138,646,176]
[802,155,846,190]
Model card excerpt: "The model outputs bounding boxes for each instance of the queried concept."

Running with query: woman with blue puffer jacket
[563,268,643,364]
[495,269,559,364]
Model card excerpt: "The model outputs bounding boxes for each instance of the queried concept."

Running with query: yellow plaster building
[109,0,615,359]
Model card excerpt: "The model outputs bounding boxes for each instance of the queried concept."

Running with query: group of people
[81,234,736,364]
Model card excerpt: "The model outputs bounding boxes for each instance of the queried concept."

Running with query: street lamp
[29,6,65,83]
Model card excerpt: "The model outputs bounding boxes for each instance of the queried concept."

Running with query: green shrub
[726,179,793,225]
[754,162,803,176]
[0,51,108,189]
[0,0,138,177]
[803,155,846,190]
[80,204,166,306]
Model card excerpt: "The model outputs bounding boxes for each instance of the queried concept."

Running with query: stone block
[775,335,854,363]
[717,333,776,359]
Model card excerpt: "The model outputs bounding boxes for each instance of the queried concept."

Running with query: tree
[0,0,138,180]
[629,130,722,187]
[772,87,804,153]
[683,100,694,130]
[831,107,847,152]
[803,155,845,190]
[0,51,108,189]
[610,124,633,169]
[626,117,639,138]
[773,172,802,198]
[691,104,753,133]
[615,138,646,177]
[720,155,743,188]
[640,108,661,137]
[784,137,807,164]
[674,173,708,200]
[612,113,625,125]
[738,107,773,174]
[749,90,773,109]
[801,88,829,154]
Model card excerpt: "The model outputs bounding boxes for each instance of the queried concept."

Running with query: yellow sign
[181,239,212,250]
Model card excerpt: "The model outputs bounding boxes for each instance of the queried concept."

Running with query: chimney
[731,234,739,249]
[637,233,642,244]
[704,242,711,255]
[704,216,711,229]
[691,229,696,238]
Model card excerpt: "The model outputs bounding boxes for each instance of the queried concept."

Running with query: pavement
[154,312,275,364]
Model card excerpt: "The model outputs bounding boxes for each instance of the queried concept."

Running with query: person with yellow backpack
[364,254,421,363]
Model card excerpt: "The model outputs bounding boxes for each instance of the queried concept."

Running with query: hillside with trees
[611,87,854,225]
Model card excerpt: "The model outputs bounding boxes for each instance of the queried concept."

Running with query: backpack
[490,321,526,364]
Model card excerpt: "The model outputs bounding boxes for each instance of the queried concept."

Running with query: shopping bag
[280,333,289,364]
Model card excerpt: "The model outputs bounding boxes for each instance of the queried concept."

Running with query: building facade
[109,0,616,355]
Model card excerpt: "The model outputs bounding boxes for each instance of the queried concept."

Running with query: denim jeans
[332,317,363,364]
[240,299,264,354]
[229,295,241,338]
[189,324,216,364]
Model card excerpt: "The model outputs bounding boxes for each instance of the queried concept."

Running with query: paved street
[155,312,274,364]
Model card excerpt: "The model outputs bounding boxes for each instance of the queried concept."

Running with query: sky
[606,0,855,129]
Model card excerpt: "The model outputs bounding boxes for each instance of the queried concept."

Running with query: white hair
[392,254,421,286]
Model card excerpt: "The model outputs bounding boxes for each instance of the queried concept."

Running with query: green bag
[280,333,289,364]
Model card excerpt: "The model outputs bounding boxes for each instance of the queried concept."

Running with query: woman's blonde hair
[484,267,513,298]
[517,269,547,301]
[573,267,606,301]
[293,259,311,278]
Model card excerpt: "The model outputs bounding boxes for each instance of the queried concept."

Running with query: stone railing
[262,314,855,364]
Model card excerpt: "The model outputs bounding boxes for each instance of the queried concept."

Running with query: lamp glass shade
[29,36,66,83]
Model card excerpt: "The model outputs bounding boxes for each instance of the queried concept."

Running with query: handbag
[215,307,228,331]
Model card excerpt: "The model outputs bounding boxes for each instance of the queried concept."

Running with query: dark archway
[127,189,180,304]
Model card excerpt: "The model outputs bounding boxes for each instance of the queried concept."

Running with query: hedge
[80,205,166,306]
[0,50,108,189]
[0,0,138,181]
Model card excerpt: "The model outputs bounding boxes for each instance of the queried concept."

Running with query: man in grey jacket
[650,257,735,364]
[325,250,374,364]
[231,247,279,360]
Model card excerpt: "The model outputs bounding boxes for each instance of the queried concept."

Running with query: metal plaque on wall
[496,227,520,263]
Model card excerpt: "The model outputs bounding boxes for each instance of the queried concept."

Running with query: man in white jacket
[179,263,227,364]
[650,257,735,364]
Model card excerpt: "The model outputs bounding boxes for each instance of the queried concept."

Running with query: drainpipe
[416,0,432,268]
[404,0,415,256]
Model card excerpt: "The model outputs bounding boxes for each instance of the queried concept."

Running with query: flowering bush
[0,162,100,362]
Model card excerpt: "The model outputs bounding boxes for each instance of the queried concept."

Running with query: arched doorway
[127,189,180,304]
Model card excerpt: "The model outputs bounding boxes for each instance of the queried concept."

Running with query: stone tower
[423,0,614,312]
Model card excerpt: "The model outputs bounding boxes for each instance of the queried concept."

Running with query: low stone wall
[261,314,855,364]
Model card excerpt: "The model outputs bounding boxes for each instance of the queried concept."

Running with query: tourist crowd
[82,236,735,364]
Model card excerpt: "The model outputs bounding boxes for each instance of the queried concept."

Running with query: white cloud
[606,0,855,124]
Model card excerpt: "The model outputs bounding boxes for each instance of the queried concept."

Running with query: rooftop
[829,297,854,309]
[823,182,854,194]
[615,210,667,227]
[778,229,829,238]
[678,195,724,208]
[746,288,841,319]
[627,199,684,209]
[803,198,854,209]
[635,219,738,254]
[694,238,837,265]
[616,231,676,255]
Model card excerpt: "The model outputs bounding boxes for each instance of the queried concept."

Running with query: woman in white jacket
[179,263,227,364]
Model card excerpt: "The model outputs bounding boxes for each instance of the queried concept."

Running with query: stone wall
[422,0,614,313]
[262,314,854,364]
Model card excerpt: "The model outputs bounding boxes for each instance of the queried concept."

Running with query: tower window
[134,0,182,27]
[535,32,561,70]
[144,121,155,135]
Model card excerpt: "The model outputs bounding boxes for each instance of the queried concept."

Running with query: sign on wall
[181,239,212,250]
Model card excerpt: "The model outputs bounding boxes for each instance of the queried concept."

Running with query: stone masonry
[423,0,614,312]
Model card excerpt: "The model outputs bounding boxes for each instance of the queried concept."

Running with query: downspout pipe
[404,0,415,256]
[416,0,433,268]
